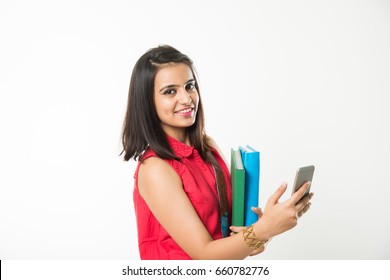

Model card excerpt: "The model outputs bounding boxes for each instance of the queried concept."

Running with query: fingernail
[306,181,311,188]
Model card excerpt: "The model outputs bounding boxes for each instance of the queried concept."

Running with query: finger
[268,182,288,205]
[229,226,245,233]
[298,202,311,218]
[291,182,311,205]
[295,192,314,211]
[251,207,263,217]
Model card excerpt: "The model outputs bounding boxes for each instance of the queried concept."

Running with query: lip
[175,106,195,117]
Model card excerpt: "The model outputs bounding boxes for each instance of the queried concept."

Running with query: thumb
[267,182,287,205]
[251,207,263,218]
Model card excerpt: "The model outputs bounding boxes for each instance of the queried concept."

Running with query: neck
[166,131,190,146]
[161,124,192,145]
[178,135,190,145]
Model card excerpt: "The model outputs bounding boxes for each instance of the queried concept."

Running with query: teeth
[177,108,192,114]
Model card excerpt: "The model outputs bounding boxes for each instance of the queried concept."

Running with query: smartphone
[291,165,315,197]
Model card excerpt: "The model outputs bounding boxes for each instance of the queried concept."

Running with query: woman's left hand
[229,207,272,256]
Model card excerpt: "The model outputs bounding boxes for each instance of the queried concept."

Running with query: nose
[177,88,192,105]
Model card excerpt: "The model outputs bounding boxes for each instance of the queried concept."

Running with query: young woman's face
[153,63,199,139]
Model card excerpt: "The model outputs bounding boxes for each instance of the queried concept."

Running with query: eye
[185,82,196,92]
[163,88,176,95]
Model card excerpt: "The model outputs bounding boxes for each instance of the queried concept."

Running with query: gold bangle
[243,225,268,250]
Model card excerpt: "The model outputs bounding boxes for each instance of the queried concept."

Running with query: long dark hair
[121,45,228,217]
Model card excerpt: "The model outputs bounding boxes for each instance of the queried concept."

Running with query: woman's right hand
[256,181,313,239]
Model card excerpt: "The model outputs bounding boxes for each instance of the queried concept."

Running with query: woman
[121,45,313,260]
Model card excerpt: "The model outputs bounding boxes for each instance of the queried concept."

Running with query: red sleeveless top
[133,136,232,260]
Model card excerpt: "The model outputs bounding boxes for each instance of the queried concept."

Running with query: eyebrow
[158,79,195,93]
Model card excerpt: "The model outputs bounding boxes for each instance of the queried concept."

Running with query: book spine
[231,149,245,226]
[241,151,260,226]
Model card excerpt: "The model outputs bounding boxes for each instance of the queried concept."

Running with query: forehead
[154,63,194,85]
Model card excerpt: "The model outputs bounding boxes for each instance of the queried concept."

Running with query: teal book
[230,148,245,227]
[239,146,260,226]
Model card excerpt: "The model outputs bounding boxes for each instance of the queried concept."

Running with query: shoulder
[137,156,182,197]
[138,156,180,183]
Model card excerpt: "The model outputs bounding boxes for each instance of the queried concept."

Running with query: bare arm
[138,157,313,260]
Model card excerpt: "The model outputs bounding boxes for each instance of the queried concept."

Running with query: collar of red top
[166,135,194,158]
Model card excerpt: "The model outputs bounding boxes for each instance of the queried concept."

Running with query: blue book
[239,146,260,226]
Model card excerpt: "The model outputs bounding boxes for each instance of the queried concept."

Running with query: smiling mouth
[175,107,194,115]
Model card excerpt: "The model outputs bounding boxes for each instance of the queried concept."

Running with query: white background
[0,0,389,259]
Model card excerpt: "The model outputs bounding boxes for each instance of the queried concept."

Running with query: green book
[231,148,245,227]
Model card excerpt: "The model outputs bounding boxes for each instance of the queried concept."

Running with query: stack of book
[230,146,260,226]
